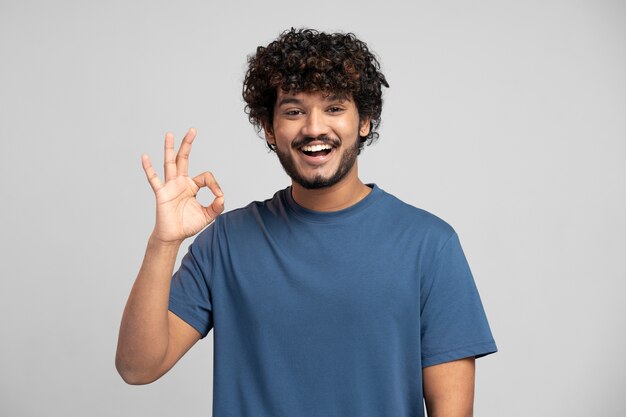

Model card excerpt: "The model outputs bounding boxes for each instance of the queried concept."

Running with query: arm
[423,356,476,417]
[115,128,224,384]
[115,236,201,384]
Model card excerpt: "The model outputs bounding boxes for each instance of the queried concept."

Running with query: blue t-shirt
[169,184,497,417]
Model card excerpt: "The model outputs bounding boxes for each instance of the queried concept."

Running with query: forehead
[275,89,352,106]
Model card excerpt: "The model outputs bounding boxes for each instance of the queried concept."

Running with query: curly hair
[242,28,389,152]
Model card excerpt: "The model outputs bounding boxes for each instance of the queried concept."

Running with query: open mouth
[299,143,333,157]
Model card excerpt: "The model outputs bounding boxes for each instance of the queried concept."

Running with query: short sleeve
[168,224,216,338]
[420,232,497,367]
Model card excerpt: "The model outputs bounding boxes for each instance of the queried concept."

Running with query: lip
[295,140,337,151]
[297,146,336,166]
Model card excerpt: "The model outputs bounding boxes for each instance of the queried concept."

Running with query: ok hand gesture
[141,128,224,245]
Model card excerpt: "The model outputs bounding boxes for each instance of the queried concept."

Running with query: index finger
[192,171,224,198]
[176,127,197,177]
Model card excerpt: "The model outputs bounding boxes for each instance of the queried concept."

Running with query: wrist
[148,232,184,251]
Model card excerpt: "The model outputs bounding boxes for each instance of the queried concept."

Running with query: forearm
[424,402,473,417]
[423,357,475,417]
[115,233,182,383]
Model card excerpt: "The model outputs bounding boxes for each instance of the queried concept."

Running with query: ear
[359,117,372,137]
[263,122,275,145]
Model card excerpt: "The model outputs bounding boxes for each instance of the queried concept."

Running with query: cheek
[341,113,361,131]
[338,119,361,139]
[273,122,299,142]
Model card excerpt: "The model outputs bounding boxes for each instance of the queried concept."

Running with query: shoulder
[375,185,456,245]
[219,188,287,223]
[194,188,289,238]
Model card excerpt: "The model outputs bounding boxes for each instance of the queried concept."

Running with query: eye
[327,106,344,113]
[284,109,303,116]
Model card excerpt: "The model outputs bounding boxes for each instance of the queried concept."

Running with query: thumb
[192,171,224,222]
[202,195,225,223]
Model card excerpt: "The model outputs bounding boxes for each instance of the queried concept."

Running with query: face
[265,90,371,190]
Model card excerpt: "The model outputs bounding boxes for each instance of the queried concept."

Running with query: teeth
[301,144,332,152]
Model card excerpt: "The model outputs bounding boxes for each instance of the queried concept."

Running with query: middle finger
[163,132,176,182]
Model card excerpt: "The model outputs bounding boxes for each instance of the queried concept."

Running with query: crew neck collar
[282,183,383,223]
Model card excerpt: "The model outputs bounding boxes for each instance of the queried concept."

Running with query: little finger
[141,154,163,192]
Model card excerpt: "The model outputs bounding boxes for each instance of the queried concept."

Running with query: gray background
[1,0,624,416]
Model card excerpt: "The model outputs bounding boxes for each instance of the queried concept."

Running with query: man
[116,28,497,417]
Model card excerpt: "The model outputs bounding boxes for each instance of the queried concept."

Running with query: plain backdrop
[1,0,625,416]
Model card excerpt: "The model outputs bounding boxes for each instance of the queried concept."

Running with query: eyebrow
[276,97,302,107]
[276,93,351,107]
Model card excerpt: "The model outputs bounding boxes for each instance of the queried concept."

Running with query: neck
[290,164,372,212]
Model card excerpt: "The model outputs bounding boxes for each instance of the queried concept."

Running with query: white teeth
[301,144,332,152]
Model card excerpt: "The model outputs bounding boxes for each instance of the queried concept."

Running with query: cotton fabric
[169,183,497,417]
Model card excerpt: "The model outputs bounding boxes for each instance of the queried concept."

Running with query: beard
[275,134,360,190]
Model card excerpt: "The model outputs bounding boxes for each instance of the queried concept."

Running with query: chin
[277,139,360,191]
[292,168,351,190]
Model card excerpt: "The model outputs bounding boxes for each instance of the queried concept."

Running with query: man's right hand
[116,127,221,385]
[141,128,224,245]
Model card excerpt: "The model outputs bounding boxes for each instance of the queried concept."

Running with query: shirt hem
[168,299,211,339]
[421,340,498,368]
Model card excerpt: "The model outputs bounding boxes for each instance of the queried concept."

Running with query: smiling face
[265,90,371,190]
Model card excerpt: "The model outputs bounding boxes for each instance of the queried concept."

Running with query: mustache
[291,135,341,150]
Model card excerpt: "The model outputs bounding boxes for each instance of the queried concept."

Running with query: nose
[301,108,331,138]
